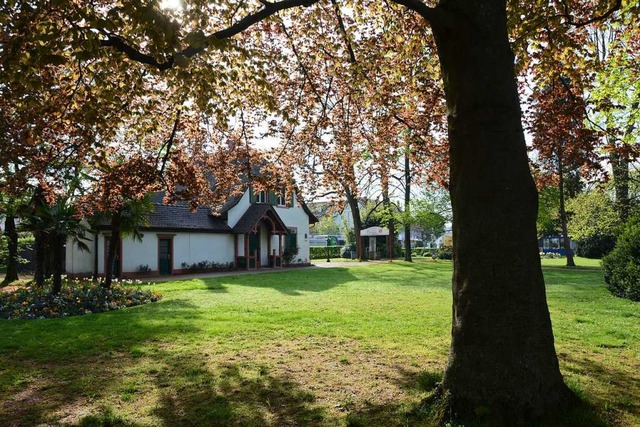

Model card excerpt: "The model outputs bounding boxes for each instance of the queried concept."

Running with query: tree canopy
[2,0,639,424]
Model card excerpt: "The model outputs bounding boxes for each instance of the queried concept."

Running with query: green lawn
[0,258,638,426]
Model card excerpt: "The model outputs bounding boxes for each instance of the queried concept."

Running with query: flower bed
[0,279,162,319]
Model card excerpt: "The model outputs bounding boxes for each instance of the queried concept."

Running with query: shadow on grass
[560,352,640,425]
[0,298,204,426]
[149,354,326,426]
[215,268,358,296]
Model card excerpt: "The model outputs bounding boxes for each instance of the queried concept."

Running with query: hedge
[309,245,343,259]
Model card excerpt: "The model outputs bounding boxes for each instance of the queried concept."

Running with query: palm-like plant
[103,195,153,289]
[20,192,91,294]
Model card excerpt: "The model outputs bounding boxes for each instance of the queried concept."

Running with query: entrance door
[249,231,260,268]
[158,239,172,275]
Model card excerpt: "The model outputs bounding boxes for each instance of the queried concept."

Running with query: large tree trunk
[431,1,574,423]
[2,215,20,285]
[404,147,412,262]
[557,153,576,267]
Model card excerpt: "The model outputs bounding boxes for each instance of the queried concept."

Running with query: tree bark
[104,212,121,289]
[33,229,47,287]
[2,215,19,285]
[557,152,576,267]
[430,1,575,423]
[404,147,413,262]
[92,232,99,282]
[344,188,363,260]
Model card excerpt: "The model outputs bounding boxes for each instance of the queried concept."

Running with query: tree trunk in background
[51,234,64,295]
[33,229,47,287]
[344,188,362,260]
[2,215,19,285]
[103,213,121,289]
[611,150,630,224]
[557,153,575,267]
[404,147,412,262]
[92,232,99,282]
[431,0,575,423]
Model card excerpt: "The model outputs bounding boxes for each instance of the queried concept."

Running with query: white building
[65,186,317,278]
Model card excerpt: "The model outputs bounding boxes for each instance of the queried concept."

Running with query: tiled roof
[232,204,288,234]
[142,203,231,233]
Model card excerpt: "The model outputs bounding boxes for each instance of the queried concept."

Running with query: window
[256,190,267,204]
[277,190,286,206]
[285,227,298,254]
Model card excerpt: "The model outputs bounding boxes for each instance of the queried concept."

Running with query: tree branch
[389,0,438,23]
[560,0,622,28]
[100,0,320,70]
[330,0,357,64]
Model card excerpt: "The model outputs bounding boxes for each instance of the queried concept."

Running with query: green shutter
[249,187,256,203]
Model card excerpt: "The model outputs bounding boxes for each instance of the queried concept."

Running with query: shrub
[576,235,616,259]
[283,246,299,265]
[0,279,161,319]
[602,217,640,301]
[309,246,342,259]
[180,261,235,273]
[137,264,151,273]
[340,244,356,259]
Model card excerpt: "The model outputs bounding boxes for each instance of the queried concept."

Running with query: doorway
[158,238,172,275]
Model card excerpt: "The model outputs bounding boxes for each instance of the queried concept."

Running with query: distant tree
[567,188,619,258]
[408,191,449,245]
[529,76,601,267]
[312,214,341,236]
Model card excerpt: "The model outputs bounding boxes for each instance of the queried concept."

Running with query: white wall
[67,231,236,275]
[122,234,157,273]
[65,235,95,275]
[227,189,251,229]
[275,199,311,264]
[172,233,235,268]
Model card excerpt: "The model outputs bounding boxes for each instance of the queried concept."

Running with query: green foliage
[403,191,450,244]
[567,189,619,240]
[309,246,342,259]
[602,216,640,301]
[537,186,561,236]
[576,235,616,259]
[312,215,341,236]
[436,235,453,260]
[0,234,33,270]
[0,280,161,319]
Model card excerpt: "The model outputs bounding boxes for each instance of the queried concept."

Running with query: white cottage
[65,186,318,278]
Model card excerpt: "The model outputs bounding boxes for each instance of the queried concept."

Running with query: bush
[180,261,235,273]
[576,235,616,259]
[602,217,640,301]
[0,279,162,319]
[309,246,343,259]
[340,244,356,259]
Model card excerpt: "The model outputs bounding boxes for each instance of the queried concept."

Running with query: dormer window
[256,190,267,204]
